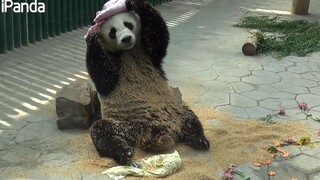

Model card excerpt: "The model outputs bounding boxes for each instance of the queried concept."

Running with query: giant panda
[85,0,210,165]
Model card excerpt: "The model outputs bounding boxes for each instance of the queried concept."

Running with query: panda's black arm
[86,33,121,96]
[127,0,169,69]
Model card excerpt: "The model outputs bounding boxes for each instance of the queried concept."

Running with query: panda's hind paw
[117,147,135,165]
[185,135,210,150]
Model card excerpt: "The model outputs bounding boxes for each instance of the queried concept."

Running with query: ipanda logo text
[1,0,45,13]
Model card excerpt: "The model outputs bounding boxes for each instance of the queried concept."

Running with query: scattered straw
[134,107,308,179]
[45,107,308,179]
[192,107,307,167]
[4,107,310,180]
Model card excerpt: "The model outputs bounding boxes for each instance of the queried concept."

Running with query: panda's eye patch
[109,27,116,39]
[124,22,134,30]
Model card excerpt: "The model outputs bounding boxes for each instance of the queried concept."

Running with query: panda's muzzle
[121,36,132,43]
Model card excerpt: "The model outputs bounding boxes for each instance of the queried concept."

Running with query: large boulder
[170,86,182,104]
[55,79,101,129]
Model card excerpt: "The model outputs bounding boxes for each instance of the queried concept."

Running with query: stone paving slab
[1,0,320,179]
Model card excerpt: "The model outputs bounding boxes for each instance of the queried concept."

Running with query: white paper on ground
[102,150,182,179]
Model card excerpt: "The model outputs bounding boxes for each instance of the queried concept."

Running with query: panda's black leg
[179,107,210,150]
[90,119,142,165]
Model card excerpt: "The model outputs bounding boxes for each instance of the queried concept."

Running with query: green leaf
[268,146,278,153]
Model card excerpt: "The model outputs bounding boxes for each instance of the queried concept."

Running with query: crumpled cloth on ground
[85,0,127,38]
[102,151,182,179]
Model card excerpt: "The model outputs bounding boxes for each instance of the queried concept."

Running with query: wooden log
[291,0,310,15]
[242,35,258,56]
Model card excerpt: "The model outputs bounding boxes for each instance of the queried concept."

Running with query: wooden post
[291,0,310,15]
[61,0,67,33]
[55,0,61,35]
[27,5,36,43]
[5,6,14,51]
[78,0,84,28]
[67,0,73,31]
[0,7,7,53]
[48,0,55,37]
[99,0,105,9]
[35,12,42,41]
[72,0,78,30]
[13,2,22,48]
[88,0,94,21]
[41,0,49,39]
[83,0,90,26]
[20,0,28,45]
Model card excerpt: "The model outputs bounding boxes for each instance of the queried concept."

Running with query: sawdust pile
[64,107,308,179]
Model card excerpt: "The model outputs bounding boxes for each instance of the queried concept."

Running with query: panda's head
[99,11,141,52]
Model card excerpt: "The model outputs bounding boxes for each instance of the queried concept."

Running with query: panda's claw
[131,161,142,169]
[185,135,210,150]
[118,147,135,165]
[198,137,210,150]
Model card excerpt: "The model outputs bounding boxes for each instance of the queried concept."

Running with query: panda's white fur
[100,11,141,52]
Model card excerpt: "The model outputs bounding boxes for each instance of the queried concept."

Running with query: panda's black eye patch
[124,22,134,30]
[109,27,116,39]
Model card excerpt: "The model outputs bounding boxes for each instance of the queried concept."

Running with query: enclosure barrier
[0,0,170,54]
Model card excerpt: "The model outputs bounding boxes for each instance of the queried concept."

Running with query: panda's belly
[100,49,181,124]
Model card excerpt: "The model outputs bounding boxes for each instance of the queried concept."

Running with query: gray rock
[56,79,101,129]
[170,86,183,104]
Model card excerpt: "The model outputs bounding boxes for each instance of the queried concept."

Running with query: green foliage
[235,16,320,59]
[260,114,276,124]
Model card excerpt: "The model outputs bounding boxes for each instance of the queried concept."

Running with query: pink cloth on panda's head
[85,0,128,38]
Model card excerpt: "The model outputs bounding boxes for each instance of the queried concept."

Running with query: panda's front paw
[127,0,145,11]
[117,147,135,165]
[125,0,133,10]
[86,32,101,45]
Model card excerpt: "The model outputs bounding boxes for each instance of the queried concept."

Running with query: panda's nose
[121,36,132,43]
